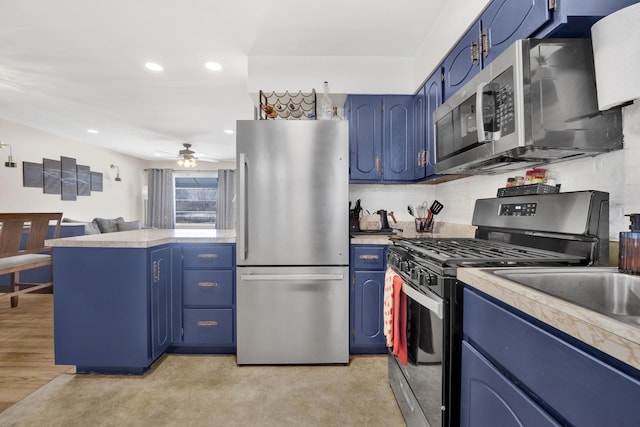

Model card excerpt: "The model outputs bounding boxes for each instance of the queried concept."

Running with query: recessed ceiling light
[224,129,233,134]
[205,62,222,71]
[145,62,164,72]
[87,129,99,134]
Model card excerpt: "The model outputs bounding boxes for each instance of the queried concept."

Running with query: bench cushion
[0,254,51,271]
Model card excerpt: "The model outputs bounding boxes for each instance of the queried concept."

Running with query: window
[174,176,218,226]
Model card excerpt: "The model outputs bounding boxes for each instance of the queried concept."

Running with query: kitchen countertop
[46,229,236,248]
[350,221,477,245]
[458,268,640,371]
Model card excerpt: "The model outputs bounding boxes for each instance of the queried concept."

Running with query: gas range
[387,190,610,427]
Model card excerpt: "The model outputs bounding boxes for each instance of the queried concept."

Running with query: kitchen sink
[488,267,640,327]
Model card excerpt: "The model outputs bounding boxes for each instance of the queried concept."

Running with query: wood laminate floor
[0,294,74,412]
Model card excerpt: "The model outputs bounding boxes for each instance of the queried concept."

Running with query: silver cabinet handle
[198,282,218,287]
[197,253,218,259]
[197,320,218,327]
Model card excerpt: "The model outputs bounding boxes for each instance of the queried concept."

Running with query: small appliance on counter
[619,213,640,275]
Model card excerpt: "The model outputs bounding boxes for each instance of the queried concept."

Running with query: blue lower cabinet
[53,243,236,374]
[350,244,387,354]
[461,341,560,427]
[150,246,171,360]
[182,308,234,345]
[53,246,169,374]
[171,243,236,353]
[462,286,640,427]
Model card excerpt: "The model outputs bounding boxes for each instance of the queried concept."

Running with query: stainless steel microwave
[433,39,623,175]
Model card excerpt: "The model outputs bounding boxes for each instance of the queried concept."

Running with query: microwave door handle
[476,81,491,142]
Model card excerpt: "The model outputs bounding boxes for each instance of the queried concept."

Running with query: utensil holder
[415,217,434,233]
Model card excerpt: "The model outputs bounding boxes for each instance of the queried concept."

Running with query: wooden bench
[0,213,62,307]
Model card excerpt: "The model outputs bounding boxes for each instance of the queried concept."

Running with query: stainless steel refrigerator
[235,119,349,365]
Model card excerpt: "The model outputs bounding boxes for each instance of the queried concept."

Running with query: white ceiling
[0,0,446,163]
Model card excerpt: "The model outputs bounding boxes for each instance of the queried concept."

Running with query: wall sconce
[110,164,122,182]
[0,142,16,168]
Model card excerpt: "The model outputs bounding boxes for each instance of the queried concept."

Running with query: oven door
[389,283,444,427]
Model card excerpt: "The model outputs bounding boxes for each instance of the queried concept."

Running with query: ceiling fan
[177,143,198,168]
[154,143,222,168]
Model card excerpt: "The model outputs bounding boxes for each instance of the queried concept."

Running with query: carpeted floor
[0,354,405,427]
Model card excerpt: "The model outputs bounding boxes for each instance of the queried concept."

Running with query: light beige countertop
[46,229,236,248]
[458,268,640,371]
[350,222,477,245]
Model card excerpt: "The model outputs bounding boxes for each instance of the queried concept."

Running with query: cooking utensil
[416,201,428,219]
[430,200,444,216]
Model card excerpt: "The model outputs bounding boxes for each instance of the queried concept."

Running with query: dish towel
[383,268,396,347]
[392,274,408,366]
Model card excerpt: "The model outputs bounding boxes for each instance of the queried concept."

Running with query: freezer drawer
[236,266,349,364]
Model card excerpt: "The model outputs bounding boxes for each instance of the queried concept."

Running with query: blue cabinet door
[150,246,171,359]
[413,86,426,180]
[424,70,443,179]
[481,0,550,64]
[534,0,640,38]
[383,95,414,181]
[347,95,384,182]
[442,21,482,101]
[461,341,561,427]
[352,271,386,350]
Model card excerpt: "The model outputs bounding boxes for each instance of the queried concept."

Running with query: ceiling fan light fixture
[177,143,198,168]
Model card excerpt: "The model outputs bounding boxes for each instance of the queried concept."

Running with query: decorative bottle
[318,81,333,120]
[331,106,342,120]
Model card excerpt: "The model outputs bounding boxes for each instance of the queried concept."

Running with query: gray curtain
[147,168,175,229]
[216,169,235,230]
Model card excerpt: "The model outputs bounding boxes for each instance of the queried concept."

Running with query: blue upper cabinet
[442,21,482,102]
[442,0,640,102]
[347,95,415,183]
[412,86,426,180]
[347,95,384,182]
[424,70,443,180]
[534,0,640,38]
[481,0,551,64]
[383,95,414,182]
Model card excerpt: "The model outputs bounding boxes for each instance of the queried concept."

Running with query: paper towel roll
[591,4,640,111]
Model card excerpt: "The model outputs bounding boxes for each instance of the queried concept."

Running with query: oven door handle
[402,283,443,320]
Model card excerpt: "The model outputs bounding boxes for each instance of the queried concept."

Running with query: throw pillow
[117,220,142,231]
[84,221,101,235]
[93,217,124,233]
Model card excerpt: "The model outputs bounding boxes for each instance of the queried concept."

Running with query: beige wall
[0,118,145,222]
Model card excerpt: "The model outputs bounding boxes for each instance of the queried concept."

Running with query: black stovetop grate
[392,237,585,266]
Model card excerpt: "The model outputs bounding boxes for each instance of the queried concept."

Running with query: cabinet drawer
[464,287,640,427]
[183,245,233,268]
[461,341,560,427]
[183,270,233,307]
[183,309,234,345]
[352,246,386,270]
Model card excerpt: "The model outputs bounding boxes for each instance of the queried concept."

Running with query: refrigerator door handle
[240,273,345,281]
[238,152,248,261]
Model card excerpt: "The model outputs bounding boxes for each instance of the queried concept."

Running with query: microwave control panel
[493,67,515,138]
[499,202,537,216]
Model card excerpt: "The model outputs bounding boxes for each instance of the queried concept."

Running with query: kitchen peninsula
[47,229,236,374]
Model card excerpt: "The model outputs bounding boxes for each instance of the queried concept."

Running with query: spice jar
[531,168,546,184]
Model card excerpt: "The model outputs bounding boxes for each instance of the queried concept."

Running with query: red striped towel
[383,268,396,346]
